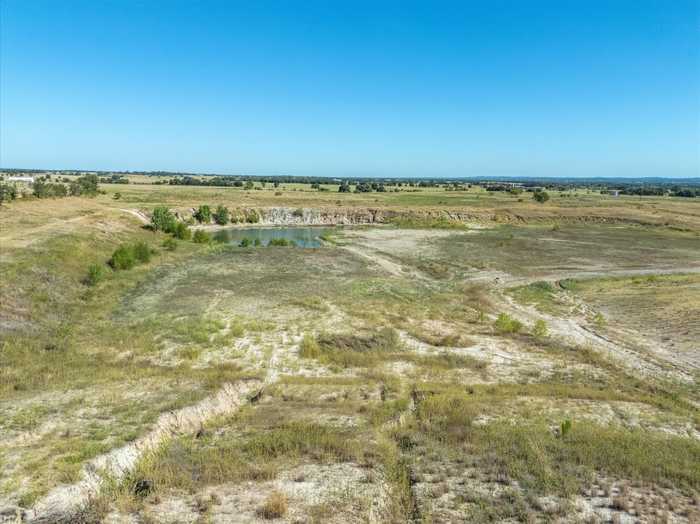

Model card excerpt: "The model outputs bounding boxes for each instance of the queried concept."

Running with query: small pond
[212,226,333,248]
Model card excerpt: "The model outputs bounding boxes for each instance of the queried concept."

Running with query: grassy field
[0,186,698,522]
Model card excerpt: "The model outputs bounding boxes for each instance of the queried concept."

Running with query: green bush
[85,264,105,286]
[172,221,191,240]
[133,241,151,263]
[162,238,178,251]
[533,190,550,203]
[193,230,210,244]
[494,313,523,334]
[194,205,212,223]
[213,205,230,225]
[240,237,251,247]
[268,238,294,247]
[109,245,137,270]
[532,319,548,339]
[151,206,176,232]
[561,419,572,438]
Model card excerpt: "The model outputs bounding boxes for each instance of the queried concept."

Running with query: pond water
[212,226,332,248]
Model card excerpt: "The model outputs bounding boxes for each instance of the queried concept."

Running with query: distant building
[7,176,34,184]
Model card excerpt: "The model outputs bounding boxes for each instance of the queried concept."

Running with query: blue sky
[1,1,698,178]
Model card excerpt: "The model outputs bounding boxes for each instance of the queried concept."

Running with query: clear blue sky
[1,0,698,178]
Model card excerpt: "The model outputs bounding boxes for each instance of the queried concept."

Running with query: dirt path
[119,208,149,224]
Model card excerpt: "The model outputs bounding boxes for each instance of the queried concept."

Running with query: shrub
[85,264,105,286]
[133,241,151,263]
[109,245,137,270]
[193,230,210,244]
[268,238,294,247]
[532,319,548,339]
[113,192,122,200]
[257,492,288,519]
[254,238,261,246]
[593,312,606,328]
[213,205,230,225]
[194,205,212,223]
[299,334,320,359]
[151,206,176,232]
[0,183,18,205]
[560,419,572,438]
[292,208,304,217]
[239,237,251,247]
[162,238,178,251]
[172,221,191,240]
[244,209,260,223]
[533,190,550,203]
[494,313,523,334]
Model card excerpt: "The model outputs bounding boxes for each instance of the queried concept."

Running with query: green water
[213,226,332,247]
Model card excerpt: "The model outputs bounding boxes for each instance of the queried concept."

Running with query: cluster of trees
[351,181,387,193]
[193,204,258,225]
[99,174,129,184]
[612,186,699,198]
[151,206,214,244]
[33,174,99,199]
[165,176,281,190]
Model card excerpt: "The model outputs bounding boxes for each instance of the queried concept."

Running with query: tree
[70,174,99,196]
[151,207,176,232]
[244,180,254,190]
[194,205,212,223]
[0,183,17,205]
[533,190,550,203]
[213,205,230,225]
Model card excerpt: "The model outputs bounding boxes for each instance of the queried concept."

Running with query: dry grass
[257,491,288,519]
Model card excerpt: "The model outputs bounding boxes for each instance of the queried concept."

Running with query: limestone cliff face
[172,206,667,228]
[254,207,498,225]
[257,207,387,225]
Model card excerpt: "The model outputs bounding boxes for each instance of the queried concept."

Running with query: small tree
[194,205,212,223]
[533,190,550,203]
[213,205,230,225]
[0,183,17,205]
[151,207,176,233]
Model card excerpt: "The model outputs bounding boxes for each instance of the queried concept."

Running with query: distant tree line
[33,174,100,199]
[99,174,130,184]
